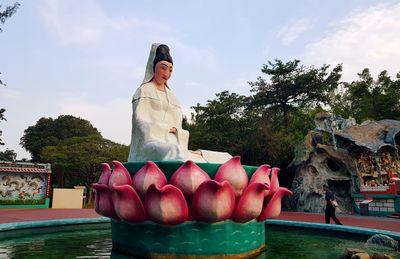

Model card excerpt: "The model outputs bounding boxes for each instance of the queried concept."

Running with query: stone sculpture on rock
[287,112,400,214]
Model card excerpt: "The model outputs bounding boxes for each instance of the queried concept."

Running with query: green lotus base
[123,161,259,181]
[114,161,264,258]
[111,220,265,258]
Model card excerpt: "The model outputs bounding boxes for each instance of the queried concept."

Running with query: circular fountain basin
[1,218,399,258]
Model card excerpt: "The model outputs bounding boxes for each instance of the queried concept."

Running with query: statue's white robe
[128,82,231,163]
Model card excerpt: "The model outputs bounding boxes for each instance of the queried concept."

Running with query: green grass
[0,199,46,205]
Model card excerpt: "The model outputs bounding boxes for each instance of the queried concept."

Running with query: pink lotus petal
[249,164,271,186]
[112,184,146,222]
[98,163,112,185]
[265,167,280,201]
[108,161,132,188]
[190,180,235,223]
[170,160,211,202]
[249,164,271,197]
[257,187,293,221]
[214,156,248,197]
[92,183,119,220]
[132,161,167,200]
[234,183,269,223]
[144,184,188,225]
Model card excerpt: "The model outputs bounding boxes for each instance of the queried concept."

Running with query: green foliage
[245,59,340,168]
[187,89,319,169]
[0,2,20,32]
[188,91,255,156]
[20,115,101,162]
[249,59,342,126]
[41,135,128,189]
[0,108,4,122]
[19,114,128,189]
[248,107,318,168]
[0,108,5,146]
[0,149,17,161]
[332,69,400,122]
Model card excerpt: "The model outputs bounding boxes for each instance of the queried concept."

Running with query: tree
[41,135,129,188]
[332,69,400,122]
[188,91,255,157]
[249,59,342,127]
[20,115,101,161]
[0,2,20,33]
[41,135,129,200]
[0,108,5,146]
[0,149,17,161]
[185,88,321,186]
[0,2,20,145]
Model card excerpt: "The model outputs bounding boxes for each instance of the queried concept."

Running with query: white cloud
[277,18,313,46]
[303,3,400,81]
[40,0,105,45]
[57,96,132,145]
[39,0,180,48]
[38,0,217,82]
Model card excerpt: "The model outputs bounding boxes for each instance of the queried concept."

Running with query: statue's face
[153,61,173,86]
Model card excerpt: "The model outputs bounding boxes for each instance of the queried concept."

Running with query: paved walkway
[0,209,399,233]
[0,208,100,224]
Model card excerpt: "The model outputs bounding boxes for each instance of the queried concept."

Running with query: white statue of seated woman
[128,43,232,163]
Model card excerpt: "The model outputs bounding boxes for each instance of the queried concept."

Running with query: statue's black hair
[153,44,173,71]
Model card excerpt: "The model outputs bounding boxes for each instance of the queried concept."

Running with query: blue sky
[1,0,400,159]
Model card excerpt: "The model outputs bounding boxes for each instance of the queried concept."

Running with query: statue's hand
[169,127,177,135]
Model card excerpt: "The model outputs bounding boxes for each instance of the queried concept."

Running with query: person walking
[323,184,342,225]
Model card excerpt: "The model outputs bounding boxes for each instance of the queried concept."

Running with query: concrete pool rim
[0,217,399,241]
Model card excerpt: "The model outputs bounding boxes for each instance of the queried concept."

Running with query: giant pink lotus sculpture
[93,156,292,225]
